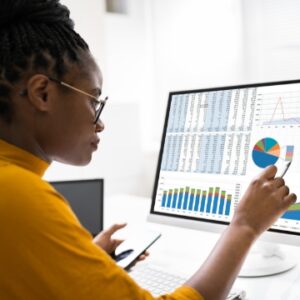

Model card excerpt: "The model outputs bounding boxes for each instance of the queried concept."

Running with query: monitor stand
[238,241,297,277]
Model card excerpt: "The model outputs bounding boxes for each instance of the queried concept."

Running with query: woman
[0,1,296,299]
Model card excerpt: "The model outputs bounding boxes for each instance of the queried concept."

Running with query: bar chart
[160,185,234,217]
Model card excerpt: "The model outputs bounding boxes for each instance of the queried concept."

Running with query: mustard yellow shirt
[0,139,204,300]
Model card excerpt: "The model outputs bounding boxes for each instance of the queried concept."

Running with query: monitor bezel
[150,79,300,243]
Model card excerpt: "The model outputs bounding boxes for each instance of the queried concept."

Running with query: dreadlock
[0,0,90,122]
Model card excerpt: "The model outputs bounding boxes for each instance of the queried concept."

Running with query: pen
[279,161,292,178]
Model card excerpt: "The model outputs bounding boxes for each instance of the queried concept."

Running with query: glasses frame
[48,77,108,124]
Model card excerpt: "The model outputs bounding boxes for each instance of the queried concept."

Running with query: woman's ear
[26,74,51,111]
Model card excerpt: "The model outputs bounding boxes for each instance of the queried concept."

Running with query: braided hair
[0,0,90,122]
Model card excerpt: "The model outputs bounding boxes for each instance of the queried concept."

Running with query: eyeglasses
[48,77,108,124]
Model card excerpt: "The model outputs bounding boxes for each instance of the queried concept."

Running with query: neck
[0,123,51,164]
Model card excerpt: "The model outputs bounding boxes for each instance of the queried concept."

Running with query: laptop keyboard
[129,264,186,296]
[129,264,246,299]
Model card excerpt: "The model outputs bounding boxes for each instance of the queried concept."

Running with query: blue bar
[183,187,190,210]
[172,190,178,208]
[218,199,225,215]
[212,188,220,214]
[200,192,207,212]
[162,192,167,207]
[194,193,200,211]
[188,193,195,210]
[167,191,172,208]
[206,188,213,213]
[225,200,231,216]
[177,190,183,209]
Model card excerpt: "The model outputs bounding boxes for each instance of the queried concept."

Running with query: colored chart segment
[285,145,294,161]
[281,203,300,221]
[252,138,280,168]
[161,185,232,217]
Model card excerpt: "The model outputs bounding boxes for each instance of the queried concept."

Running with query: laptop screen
[50,179,104,236]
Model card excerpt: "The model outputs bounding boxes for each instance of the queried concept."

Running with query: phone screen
[115,230,161,270]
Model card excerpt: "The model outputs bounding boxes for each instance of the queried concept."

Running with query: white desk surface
[105,194,300,300]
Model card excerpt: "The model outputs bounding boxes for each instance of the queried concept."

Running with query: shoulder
[0,161,49,191]
[0,162,76,226]
[0,162,91,243]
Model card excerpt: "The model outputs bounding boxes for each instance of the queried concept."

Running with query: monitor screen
[50,179,104,236]
[150,80,300,241]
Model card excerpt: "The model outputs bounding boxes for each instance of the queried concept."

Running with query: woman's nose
[95,119,105,132]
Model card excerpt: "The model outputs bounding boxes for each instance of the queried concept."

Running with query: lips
[91,138,100,150]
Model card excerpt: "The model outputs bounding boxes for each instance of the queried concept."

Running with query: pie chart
[252,137,280,168]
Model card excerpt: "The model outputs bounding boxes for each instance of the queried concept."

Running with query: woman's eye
[90,99,98,110]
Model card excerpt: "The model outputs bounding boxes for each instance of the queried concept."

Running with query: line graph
[255,91,300,126]
[268,97,300,125]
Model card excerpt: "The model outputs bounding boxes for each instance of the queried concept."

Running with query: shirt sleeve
[17,180,204,300]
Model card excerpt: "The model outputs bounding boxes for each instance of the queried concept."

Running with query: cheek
[63,102,94,130]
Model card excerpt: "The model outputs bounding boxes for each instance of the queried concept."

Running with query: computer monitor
[50,179,104,237]
[148,79,300,277]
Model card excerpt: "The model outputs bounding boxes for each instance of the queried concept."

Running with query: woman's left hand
[93,223,150,264]
[93,223,126,255]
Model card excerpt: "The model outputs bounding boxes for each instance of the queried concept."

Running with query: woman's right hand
[231,165,297,238]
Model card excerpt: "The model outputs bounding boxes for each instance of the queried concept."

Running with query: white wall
[242,0,300,82]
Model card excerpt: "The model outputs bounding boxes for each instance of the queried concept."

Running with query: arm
[185,165,296,300]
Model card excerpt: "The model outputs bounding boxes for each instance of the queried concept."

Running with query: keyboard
[129,264,246,299]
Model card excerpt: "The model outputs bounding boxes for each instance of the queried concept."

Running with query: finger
[110,239,124,253]
[105,223,127,235]
[283,193,297,206]
[137,251,150,261]
[114,239,124,248]
[273,177,285,188]
[278,185,289,197]
[259,165,277,180]
[137,255,147,261]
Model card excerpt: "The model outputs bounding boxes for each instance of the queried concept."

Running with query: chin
[73,156,92,166]
[56,154,92,166]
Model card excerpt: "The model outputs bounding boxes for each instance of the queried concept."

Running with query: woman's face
[40,52,105,166]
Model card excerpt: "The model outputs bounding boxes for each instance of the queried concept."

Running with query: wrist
[228,219,259,244]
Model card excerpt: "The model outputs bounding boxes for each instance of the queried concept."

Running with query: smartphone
[114,230,161,270]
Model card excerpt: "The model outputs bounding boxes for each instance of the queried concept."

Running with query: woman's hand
[186,165,296,300]
[93,223,126,255]
[93,223,150,263]
[232,165,297,238]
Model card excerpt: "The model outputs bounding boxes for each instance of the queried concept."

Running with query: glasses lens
[94,101,101,111]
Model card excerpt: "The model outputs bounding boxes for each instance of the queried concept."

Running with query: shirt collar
[0,139,50,177]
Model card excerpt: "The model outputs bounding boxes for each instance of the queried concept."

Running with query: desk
[105,194,300,300]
